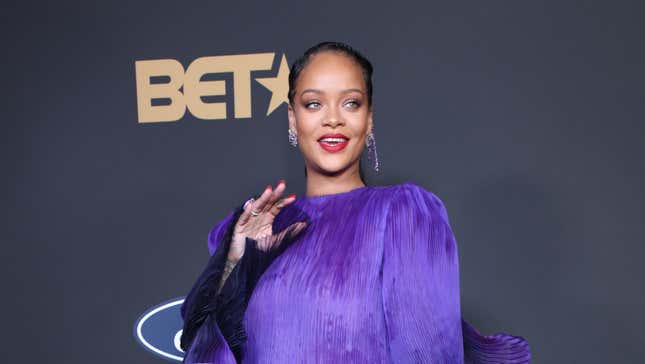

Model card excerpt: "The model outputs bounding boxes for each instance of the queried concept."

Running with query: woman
[180,42,530,363]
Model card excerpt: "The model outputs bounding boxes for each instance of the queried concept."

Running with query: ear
[288,103,296,132]
[366,108,374,136]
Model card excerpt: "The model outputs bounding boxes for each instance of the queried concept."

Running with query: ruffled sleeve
[179,205,240,337]
[381,182,530,363]
[179,200,311,364]
[462,319,531,364]
[180,203,245,364]
[207,208,239,256]
[381,182,464,362]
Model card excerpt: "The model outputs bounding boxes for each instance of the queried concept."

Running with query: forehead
[296,52,366,92]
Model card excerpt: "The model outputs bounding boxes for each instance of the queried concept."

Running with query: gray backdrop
[2,0,644,363]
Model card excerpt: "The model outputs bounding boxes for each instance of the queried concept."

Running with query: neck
[305,163,365,197]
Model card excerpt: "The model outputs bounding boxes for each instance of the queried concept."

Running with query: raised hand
[228,180,302,261]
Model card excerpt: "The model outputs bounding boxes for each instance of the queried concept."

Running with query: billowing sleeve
[381,182,464,363]
[381,182,530,363]
[179,203,245,364]
[179,199,311,364]
[207,208,239,257]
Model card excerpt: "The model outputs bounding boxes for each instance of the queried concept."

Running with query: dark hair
[288,41,374,184]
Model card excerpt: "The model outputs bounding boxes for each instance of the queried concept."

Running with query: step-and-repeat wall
[4,1,643,363]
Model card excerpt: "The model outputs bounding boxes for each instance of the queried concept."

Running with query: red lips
[318,133,350,153]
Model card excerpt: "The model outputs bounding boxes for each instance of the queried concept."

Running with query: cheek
[348,114,370,136]
[294,112,318,137]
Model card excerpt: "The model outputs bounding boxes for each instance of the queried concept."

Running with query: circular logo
[133,297,186,362]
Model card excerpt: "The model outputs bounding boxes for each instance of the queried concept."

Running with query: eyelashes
[304,100,361,109]
[346,100,361,108]
[305,101,321,109]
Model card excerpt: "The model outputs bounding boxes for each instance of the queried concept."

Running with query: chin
[315,159,355,175]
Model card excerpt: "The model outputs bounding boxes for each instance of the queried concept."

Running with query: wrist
[226,253,242,263]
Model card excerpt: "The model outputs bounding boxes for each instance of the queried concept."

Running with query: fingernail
[287,194,296,199]
[278,179,285,185]
[265,185,272,191]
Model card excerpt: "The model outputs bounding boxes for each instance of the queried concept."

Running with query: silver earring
[365,130,380,172]
[288,129,298,147]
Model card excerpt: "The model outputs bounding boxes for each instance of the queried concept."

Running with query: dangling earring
[288,128,298,147]
[365,129,380,172]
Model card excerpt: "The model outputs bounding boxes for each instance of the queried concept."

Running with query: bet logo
[135,52,289,122]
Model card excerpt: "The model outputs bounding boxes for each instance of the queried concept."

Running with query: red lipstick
[317,133,349,153]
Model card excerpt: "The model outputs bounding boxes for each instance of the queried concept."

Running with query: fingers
[288,221,308,237]
[274,221,307,244]
[237,197,254,226]
[267,180,299,215]
[249,184,274,216]
[254,180,297,214]
[239,179,297,232]
[238,186,272,226]
[267,194,297,216]
[264,180,286,213]
[256,221,308,252]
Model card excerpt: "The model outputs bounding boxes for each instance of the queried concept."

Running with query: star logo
[256,54,290,116]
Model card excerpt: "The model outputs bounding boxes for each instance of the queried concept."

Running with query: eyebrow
[300,88,365,96]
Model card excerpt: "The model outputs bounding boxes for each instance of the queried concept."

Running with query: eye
[305,101,321,109]
[344,99,361,108]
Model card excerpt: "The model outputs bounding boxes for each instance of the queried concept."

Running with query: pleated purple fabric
[185,181,530,363]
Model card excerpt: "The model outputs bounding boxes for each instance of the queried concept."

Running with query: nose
[324,105,344,127]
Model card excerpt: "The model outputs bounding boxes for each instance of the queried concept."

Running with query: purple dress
[180,181,530,363]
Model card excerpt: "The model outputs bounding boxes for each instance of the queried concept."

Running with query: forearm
[217,258,240,295]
